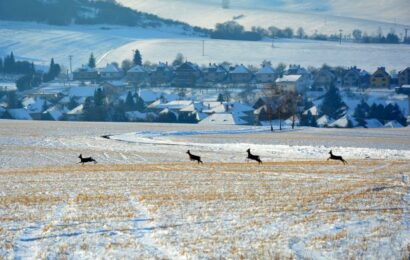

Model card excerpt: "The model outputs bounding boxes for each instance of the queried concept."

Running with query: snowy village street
[0,120,409,258]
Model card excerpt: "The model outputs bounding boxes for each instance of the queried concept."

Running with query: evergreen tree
[88,53,96,68]
[43,58,61,82]
[4,52,16,73]
[133,50,142,66]
[353,99,369,127]
[320,83,345,119]
[0,58,3,73]
[300,111,317,127]
[217,93,224,103]
[134,93,145,112]
[83,97,94,121]
[124,91,135,111]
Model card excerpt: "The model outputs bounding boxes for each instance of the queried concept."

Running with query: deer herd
[78,149,348,165]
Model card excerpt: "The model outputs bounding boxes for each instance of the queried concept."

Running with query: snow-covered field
[2,21,410,72]
[99,37,410,71]
[117,0,410,33]
[0,120,410,258]
[0,21,192,69]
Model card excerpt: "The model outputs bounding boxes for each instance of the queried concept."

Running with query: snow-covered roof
[365,118,384,128]
[105,80,127,87]
[128,65,147,73]
[68,86,101,98]
[256,65,275,74]
[316,115,332,127]
[230,65,250,74]
[202,103,226,114]
[179,102,204,113]
[328,115,357,128]
[22,97,50,114]
[384,120,404,128]
[0,81,17,92]
[230,102,254,113]
[139,89,162,103]
[44,105,69,121]
[6,108,32,120]
[66,104,84,115]
[199,112,248,125]
[302,106,319,116]
[76,65,97,73]
[276,75,302,83]
[99,64,121,73]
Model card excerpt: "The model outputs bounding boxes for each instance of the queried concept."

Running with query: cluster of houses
[72,62,410,91]
[1,62,410,128]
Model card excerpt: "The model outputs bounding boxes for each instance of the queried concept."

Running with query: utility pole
[68,55,73,75]
[339,29,343,45]
[202,40,205,56]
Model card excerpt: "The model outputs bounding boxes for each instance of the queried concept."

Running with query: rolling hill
[116,0,410,35]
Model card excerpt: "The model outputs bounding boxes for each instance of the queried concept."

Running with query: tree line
[212,21,409,44]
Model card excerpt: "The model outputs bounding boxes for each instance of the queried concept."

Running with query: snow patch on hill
[117,0,410,34]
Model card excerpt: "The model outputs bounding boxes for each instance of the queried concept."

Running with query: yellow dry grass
[0,159,409,258]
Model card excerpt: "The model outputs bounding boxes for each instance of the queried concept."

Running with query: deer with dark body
[246,148,262,164]
[78,154,97,165]
[327,150,347,164]
[186,150,203,164]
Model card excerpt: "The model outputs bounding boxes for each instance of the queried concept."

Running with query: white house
[276,74,309,93]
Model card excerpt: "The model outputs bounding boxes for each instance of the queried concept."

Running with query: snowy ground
[2,21,410,72]
[0,120,409,258]
[0,21,193,69]
[99,37,410,72]
[118,0,410,33]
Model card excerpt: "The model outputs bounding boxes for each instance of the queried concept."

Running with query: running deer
[186,150,203,164]
[327,150,347,165]
[246,148,262,164]
[78,154,97,165]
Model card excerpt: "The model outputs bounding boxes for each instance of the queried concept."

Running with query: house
[370,67,390,88]
[150,63,173,86]
[286,64,308,75]
[229,65,253,84]
[73,66,99,81]
[359,70,371,89]
[398,67,410,87]
[328,115,357,128]
[316,115,332,127]
[203,64,228,83]
[2,108,32,120]
[42,105,69,121]
[99,64,123,80]
[275,74,308,93]
[199,112,248,125]
[174,62,201,87]
[22,97,51,120]
[127,65,149,85]
[255,65,276,83]
[0,81,17,92]
[65,104,84,121]
[343,67,361,88]
[313,68,335,89]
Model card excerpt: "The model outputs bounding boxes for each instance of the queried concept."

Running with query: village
[0,51,409,128]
